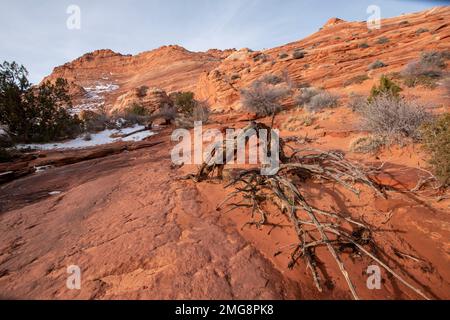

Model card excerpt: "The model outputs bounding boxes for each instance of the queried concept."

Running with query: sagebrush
[420,113,450,186]
[360,94,431,142]
[240,80,290,117]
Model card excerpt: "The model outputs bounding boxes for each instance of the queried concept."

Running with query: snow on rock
[17,125,155,151]
[70,82,119,115]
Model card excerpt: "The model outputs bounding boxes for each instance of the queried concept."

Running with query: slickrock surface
[1,7,449,300]
[0,131,301,299]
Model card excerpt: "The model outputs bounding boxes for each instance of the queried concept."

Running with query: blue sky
[1,0,448,83]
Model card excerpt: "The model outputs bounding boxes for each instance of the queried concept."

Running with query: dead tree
[182,121,430,300]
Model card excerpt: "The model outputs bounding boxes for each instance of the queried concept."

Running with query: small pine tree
[0,62,81,142]
[172,92,196,115]
[369,75,402,101]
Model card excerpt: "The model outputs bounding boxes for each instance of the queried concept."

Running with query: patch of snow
[70,81,119,115]
[35,165,54,173]
[115,118,127,128]
[84,83,119,95]
[49,191,62,195]
[17,125,155,151]
[0,171,13,177]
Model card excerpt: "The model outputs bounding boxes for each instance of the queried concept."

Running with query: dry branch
[185,121,429,300]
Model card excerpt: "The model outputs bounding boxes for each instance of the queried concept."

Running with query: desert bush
[79,110,109,132]
[294,87,321,106]
[278,52,288,59]
[192,101,210,123]
[306,91,339,112]
[135,85,149,98]
[157,104,178,125]
[292,50,305,59]
[125,103,148,116]
[253,53,269,63]
[343,74,369,87]
[122,103,150,125]
[368,60,387,70]
[369,75,402,101]
[420,113,450,186]
[350,135,385,154]
[260,74,283,85]
[0,61,82,143]
[348,93,367,112]
[358,43,370,49]
[376,37,390,44]
[401,51,447,87]
[172,91,196,115]
[415,28,429,35]
[230,74,240,81]
[174,103,210,129]
[360,94,431,142]
[240,80,290,117]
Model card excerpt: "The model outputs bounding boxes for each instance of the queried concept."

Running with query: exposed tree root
[183,121,430,300]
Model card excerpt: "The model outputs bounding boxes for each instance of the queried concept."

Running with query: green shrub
[292,50,305,59]
[369,75,402,101]
[415,28,429,35]
[0,61,82,143]
[172,91,196,115]
[358,43,370,49]
[278,52,288,59]
[125,103,148,116]
[420,113,450,186]
[368,60,387,70]
[376,37,390,45]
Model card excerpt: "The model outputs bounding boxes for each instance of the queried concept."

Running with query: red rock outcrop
[112,87,172,114]
[197,6,450,110]
[43,46,235,112]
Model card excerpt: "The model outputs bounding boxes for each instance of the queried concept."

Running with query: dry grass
[282,113,316,131]
[350,135,385,154]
